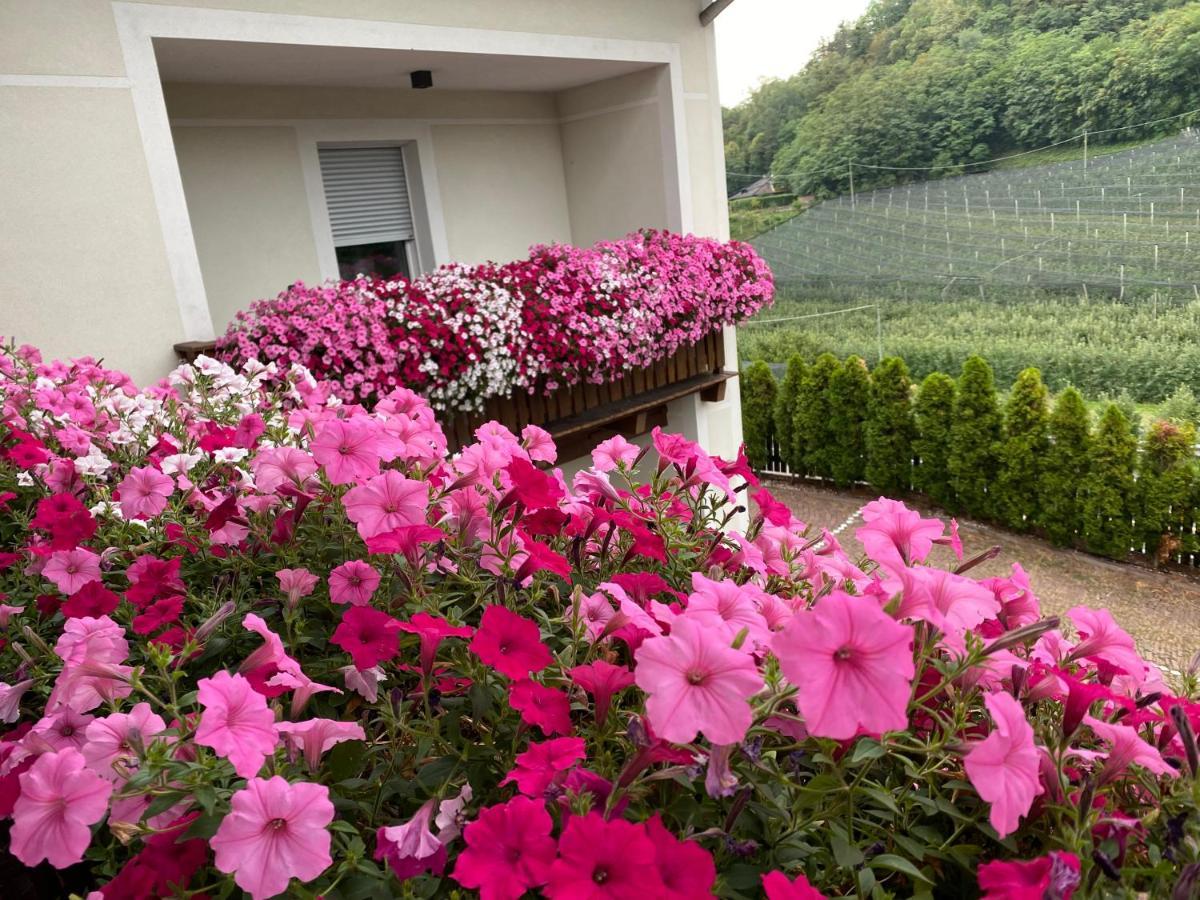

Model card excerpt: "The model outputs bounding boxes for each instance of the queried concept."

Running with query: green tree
[865,356,915,495]
[1040,387,1091,546]
[996,367,1050,531]
[827,356,871,487]
[913,372,956,507]
[796,352,841,480]
[774,354,808,475]
[1080,403,1138,559]
[1136,419,1197,565]
[948,356,1002,518]
[739,361,778,471]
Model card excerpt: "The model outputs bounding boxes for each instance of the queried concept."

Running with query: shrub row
[742,353,1200,563]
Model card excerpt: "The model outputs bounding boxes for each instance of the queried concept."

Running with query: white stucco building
[1,0,744,458]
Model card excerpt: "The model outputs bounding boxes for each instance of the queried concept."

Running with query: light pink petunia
[855,498,947,567]
[328,560,381,606]
[964,692,1043,838]
[82,701,167,781]
[342,470,429,540]
[592,434,640,472]
[10,748,113,868]
[521,424,557,463]
[116,465,174,520]
[0,679,33,722]
[686,572,771,649]
[210,776,334,900]
[252,446,317,493]
[770,591,914,740]
[1067,606,1147,684]
[1084,715,1178,785]
[634,614,765,745]
[375,798,446,880]
[42,547,102,594]
[275,718,366,771]
[311,418,382,485]
[276,567,318,608]
[195,671,279,778]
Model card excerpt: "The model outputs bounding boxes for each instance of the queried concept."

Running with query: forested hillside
[725,0,1200,198]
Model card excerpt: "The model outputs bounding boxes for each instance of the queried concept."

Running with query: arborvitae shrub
[827,356,871,487]
[996,367,1050,532]
[1080,403,1138,560]
[1159,383,1200,427]
[865,356,915,496]
[913,372,956,508]
[796,352,841,480]
[774,354,807,475]
[1137,419,1197,565]
[740,361,778,470]
[1040,387,1091,546]
[948,356,1002,518]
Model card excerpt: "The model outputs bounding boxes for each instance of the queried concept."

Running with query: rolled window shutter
[318,146,414,246]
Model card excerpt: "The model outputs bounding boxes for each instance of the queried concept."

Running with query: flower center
[593,867,609,884]
[686,670,707,686]
[834,646,854,662]
[268,817,288,831]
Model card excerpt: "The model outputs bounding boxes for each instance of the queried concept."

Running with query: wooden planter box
[175,330,734,461]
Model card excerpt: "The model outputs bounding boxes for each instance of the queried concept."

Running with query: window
[318,146,416,281]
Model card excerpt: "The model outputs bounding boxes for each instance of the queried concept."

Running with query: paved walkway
[765,479,1200,677]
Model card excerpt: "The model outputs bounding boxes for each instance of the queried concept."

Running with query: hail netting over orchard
[753,130,1200,299]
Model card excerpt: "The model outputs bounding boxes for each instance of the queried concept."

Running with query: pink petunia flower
[591,434,640,472]
[545,812,665,898]
[375,799,447,881]
[977,851,1080,900]
[502,737,587,796]
[43,547,101,594]
[964,692,1043,838]
[508,679,573,736]
[1066,606,1147,684]
[328,560,381,606]
[210,776,334,900]
[331,606,403,669]
[643,814,718,899]
[398,611,474,676]
[195,670,279,778]
[855,498,947,567]
[82,701,167,781]
[275,718,366,771]
[342,470,429,540]
[469,605,553,679]
[569,660,636,725]
[276,567,318,608]
[521,424,557,463]
[1084,714,1178,785]
[10,748,113,868]
[252,446,318,493]
[311,418,381,485]
[762,870,828,899]
[634,614,765,745]
[770,591,914,740]
[116,465,174,520]
[451,796,557,900]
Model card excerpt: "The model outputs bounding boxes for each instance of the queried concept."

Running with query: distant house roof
[729,176,783,200]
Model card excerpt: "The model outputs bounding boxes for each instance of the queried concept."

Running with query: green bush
[948,356,1002,518]
[1159,383,1200,427]
[1136,419,1197,564]
[865,356,915,496]
[774,354,807,475]
[740,361,778,470]
[827,356,871,487]
[796,352,841,480]
[1080,403,1138,559]
[1040,387,1091,546]
[913,372,957,508]
[996,368,1050,532]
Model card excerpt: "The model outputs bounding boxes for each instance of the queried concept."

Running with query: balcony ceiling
[153,38,657,92]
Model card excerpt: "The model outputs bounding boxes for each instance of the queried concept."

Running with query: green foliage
[796,353,842,480]
[1040,387,1092,546]
[774,354,808,474]
[997,368,1050,531]
[827,356,871,487]
[1159,383,1200,426]
[865,356,915,496]
[1080,403,1138,558]
[948,356,1002,517]
[1137,419,1198,563]
[740,361,778,470]
[913,372,957,508]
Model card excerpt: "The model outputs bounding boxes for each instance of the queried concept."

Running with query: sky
[714,0,873,107]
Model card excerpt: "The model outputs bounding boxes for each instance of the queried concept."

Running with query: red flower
[508,680,573,736]
[501,737,586,796]
[514,536,571,582]
[94,812,208,899]
[131,595,184,636]
[569,661,635,725]
[397,611,474,676]
[545,813,665,898]
[331,606,403,669]
[469,606,552,679]
[451,796,556,900]
[30,494,96,550]
[501,458,564,511]
[61,581,119,619]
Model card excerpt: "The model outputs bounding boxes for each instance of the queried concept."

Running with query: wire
[740,304,879,326]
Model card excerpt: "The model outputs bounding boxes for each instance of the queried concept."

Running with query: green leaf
[182,811,223,840]
[830,826,865,869]
[327,739,368,783]
[870,853,934,884]
[849,739,886,765]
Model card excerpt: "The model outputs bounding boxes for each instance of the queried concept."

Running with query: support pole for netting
[848,160,855,208]
[1083,129,1088,170]
[875,303,883,365]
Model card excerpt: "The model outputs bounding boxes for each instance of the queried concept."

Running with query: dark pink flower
[451,796,556,900]
[469,605,552,679]
[331,606,403,669]
[569,660,635,725]
[61,580,120,619]
[762,870,827,899]
[545,812,665,898]
[643,815,717,899]
[977,851,1080,900]
[398,611,474,676]
[502,737,586,796]
[509,679,573,736]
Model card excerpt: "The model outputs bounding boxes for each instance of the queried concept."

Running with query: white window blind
[317,146,415,247]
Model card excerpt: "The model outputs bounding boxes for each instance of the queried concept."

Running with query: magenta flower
[545,812,665,898]
[328,560,381,606]
[977,851,1080,900]
[375,799,446,880]
[508,679,573,736]
[762,871,828,899]
[643,814,718,899]
[451,796,557,900]
[634,614,764,745]
[276,718,367,771]
[1084,715,1178,785]
[311,418,381,485]
[116,465,173,520]
[964,692,1043,838]
[502,737,587,795]
[82,701,167,781]
[469,605,552,679]
[10,748,113,868]
[855,498,947,566]
[331,606,403,669]
[43,547,101,594]
[569,660,635,725]
[195,670,279,778]
[397,611,474,675]
[342,470,429,540]
[210,776,334,900]
[770,591,914,740]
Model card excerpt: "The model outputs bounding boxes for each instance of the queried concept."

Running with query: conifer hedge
[865,357,915,496]
[740,361,778,471]
[913,372,956,509]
